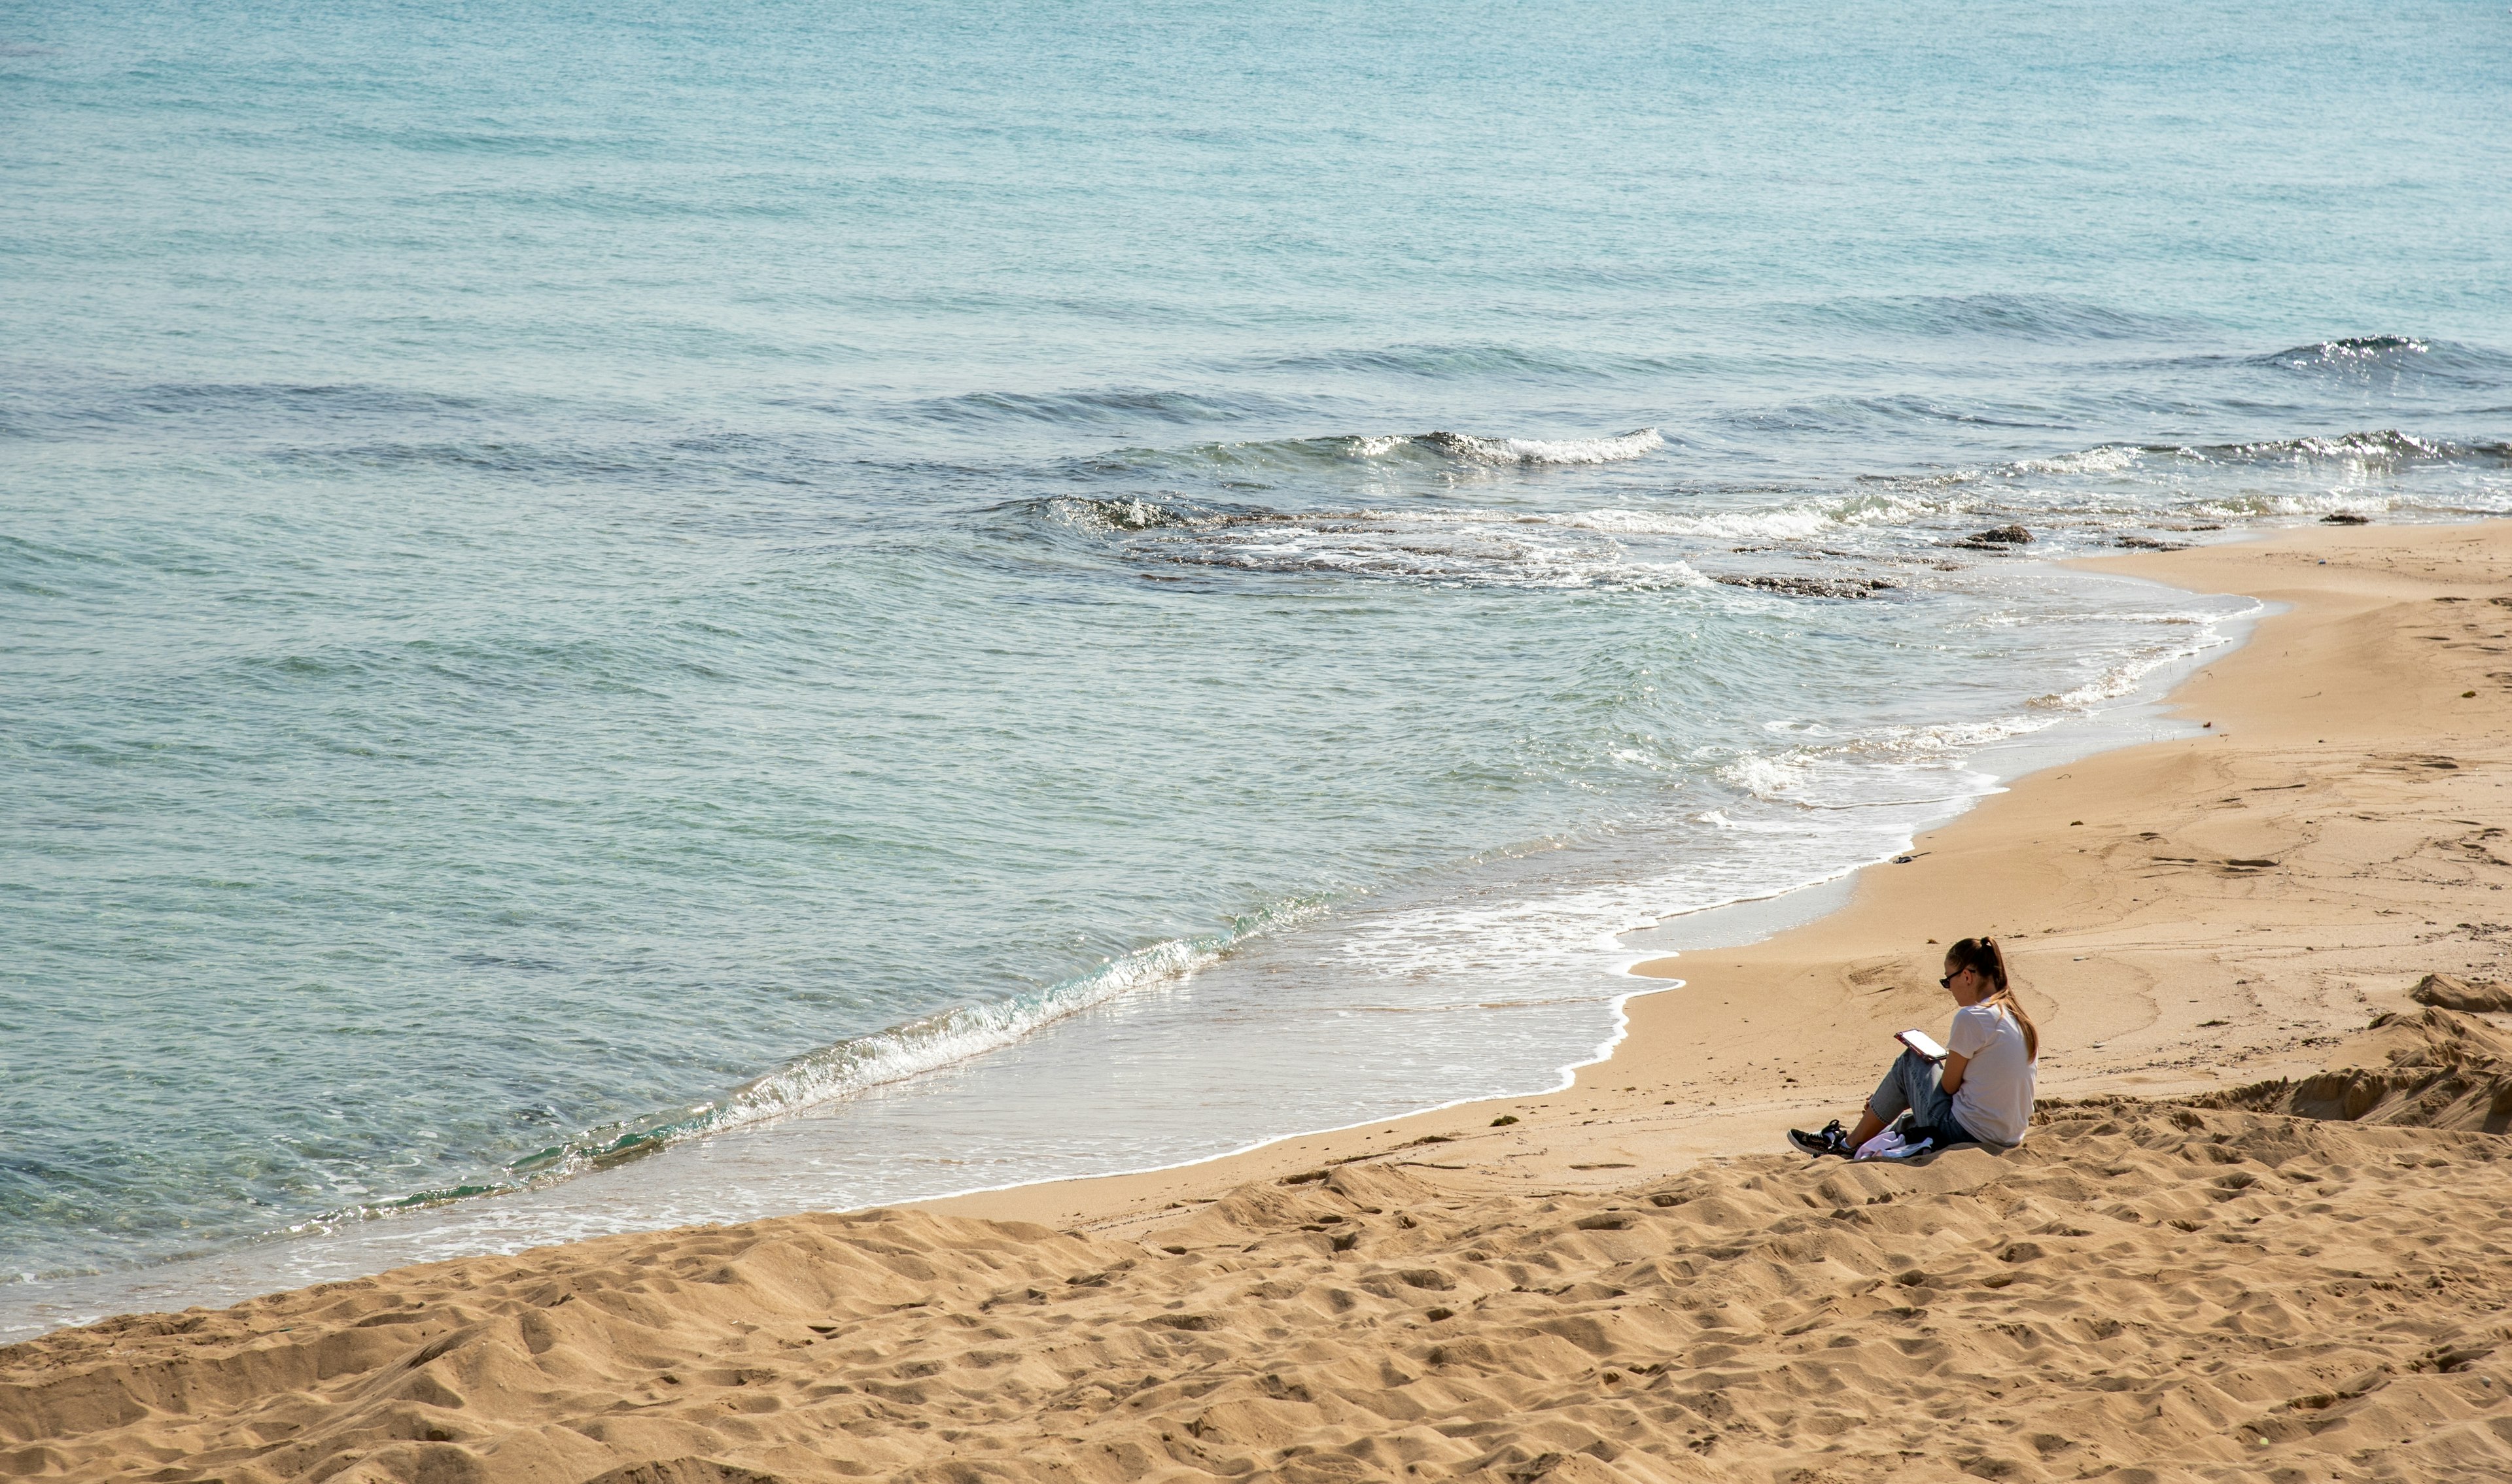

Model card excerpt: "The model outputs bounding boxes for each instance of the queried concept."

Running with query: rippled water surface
[5,1,2511,1334]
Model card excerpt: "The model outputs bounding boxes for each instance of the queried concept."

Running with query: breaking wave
[1083,427,1664,481]
[1927,431,2511,492]
[2250,337,2512,387]
[2258,335,2431,368]
[1036,495,1707,591]
[1399,428,1667,465]
[308,899,1327,1230]
[2202,429,2510,466]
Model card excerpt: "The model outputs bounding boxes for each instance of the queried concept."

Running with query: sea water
[5,0,2510,1337]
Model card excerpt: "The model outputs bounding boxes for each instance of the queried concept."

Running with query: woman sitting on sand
[1788,935,2039,1158]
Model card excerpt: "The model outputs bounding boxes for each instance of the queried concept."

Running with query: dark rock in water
[2115,536,2189,550]
[2411,973,2512,1014]
[1712,574,1899,599]
[1944,524,2036,550]
[2320,512,2372,525]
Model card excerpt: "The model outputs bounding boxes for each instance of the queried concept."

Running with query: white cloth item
[1947,1001,2036,1147]
[1853,1127,1933,1162]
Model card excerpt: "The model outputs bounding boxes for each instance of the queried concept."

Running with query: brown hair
[1947,935,2038,1061]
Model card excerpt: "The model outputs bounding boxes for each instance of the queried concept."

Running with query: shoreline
[0,542,2248,1345]
[8,517,2512,1483]
[912,517,2509,1234]
[854,540,2269,1224]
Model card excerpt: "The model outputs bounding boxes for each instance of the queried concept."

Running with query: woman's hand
[1940,1050,1971,1096]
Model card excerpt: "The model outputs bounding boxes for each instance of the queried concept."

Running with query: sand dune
[6,521,2511,1481]
[2192,1002,2512,1134]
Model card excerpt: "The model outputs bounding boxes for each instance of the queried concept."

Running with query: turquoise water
[5,1,2511,1332]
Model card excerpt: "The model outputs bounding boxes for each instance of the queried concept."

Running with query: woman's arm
[1940,1050,1971,1096]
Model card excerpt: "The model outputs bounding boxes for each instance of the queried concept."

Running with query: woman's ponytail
[1949,935,2038,1062]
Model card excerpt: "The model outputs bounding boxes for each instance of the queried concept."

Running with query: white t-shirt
[1947,1001,2036,1147]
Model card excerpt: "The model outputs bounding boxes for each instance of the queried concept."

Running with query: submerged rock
[1711,573,1900,599]
[1944,524,2035,550]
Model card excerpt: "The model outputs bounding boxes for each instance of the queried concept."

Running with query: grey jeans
[1869,1047,1970,1142]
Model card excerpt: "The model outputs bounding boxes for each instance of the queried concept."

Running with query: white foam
[486,903,1333,1192]
[1480,428,1666,465]
[2180,489,2399,520]
[719,937,1220,1125]
[2025,598,2261,709]
[1718,751,1814,801]
[1348,428,1666,466]
[1123,509,1711,591]
[1544,491,1938,542]
[2012,444,2141,475]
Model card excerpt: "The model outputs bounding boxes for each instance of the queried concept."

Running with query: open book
[1896,1028,1949,1062]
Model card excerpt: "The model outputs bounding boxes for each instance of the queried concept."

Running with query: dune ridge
[2184,1003,2512,1133]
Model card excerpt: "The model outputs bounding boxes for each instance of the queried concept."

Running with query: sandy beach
[6,519,2510,1483]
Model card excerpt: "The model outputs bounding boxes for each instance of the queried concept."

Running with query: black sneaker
[1787,1120,1853,1158]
